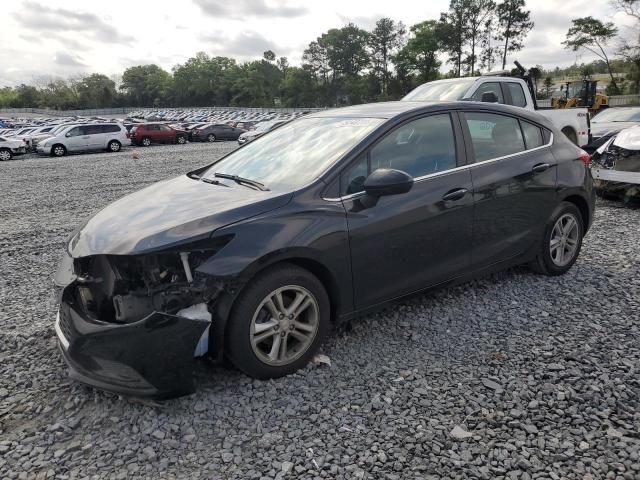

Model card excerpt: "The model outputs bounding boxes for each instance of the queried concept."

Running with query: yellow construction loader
[551,80,609,114]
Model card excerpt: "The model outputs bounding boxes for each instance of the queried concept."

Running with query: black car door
[460,110,557,269]
[340,112,474,310]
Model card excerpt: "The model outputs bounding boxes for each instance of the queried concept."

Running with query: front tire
[207,134,216,143]
[530,202,584,276]
[177,135,186,144]
[141,137,151,147]
[107,140,121,152]
[51,144,66,157]
[225,264,330,379]
[0,148,12,161]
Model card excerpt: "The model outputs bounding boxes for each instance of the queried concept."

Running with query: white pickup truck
[403,73,590,147]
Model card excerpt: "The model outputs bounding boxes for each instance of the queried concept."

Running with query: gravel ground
[1,143,639,480]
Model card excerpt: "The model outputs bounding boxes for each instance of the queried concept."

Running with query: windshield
[402,78,477,101]
[592,108,640,123]
[202,117,383,190]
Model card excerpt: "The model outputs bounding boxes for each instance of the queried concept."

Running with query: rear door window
[520,121,544,149]
[470,82,504,103]
[505,82,527,107]
[463,112,525,162]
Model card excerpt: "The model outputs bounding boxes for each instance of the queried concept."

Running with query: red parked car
[129,124,188,147]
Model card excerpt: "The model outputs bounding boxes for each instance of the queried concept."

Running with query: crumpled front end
[591,125,640,201]
[54,248,225,398]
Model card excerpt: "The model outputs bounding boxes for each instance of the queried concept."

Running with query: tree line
[1,0,638,110]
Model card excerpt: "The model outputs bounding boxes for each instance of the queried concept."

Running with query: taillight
[578,149,590,167]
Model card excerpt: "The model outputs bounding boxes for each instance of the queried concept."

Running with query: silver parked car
[37,123,130,157]
[0,136,27,161]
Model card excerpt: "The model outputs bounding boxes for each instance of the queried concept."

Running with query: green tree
[263,50,276,62]
[439,0,470,77]
[369,18,406,97]
[74,74,118,108]
[280,67,317,106]
[172,53,238,106]
[121,65,173,107]
[543,76,553,98]
[563,17,619,93]
[465,0,496,75]
[495,0,534,69]
[394,20,443,83]
[11,84,41,107]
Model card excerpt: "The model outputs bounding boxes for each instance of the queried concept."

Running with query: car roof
[308,100,555,129]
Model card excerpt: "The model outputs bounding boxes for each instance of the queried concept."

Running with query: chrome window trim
[324,132,554,202]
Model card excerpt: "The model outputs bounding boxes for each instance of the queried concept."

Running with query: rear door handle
[532,163,551,173]
[442,188,468,201]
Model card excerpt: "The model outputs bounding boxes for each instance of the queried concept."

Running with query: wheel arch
[560,194,590,231]
[207,253,343,362]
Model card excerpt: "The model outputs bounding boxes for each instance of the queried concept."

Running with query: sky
[1,0,636,86]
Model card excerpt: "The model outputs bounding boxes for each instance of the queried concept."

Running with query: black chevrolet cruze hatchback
[54,101,595,397]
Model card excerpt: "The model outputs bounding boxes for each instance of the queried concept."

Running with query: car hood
[68,175,292,257]
[591,121,639,137]
[1,140,23,148]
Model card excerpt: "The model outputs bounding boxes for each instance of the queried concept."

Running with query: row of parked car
[0,109,297,160]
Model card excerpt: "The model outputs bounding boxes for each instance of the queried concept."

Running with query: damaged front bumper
[55,290,211,398]
[55,272,211,398]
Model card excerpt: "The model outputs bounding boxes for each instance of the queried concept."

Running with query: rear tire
[107,140,121,152]
[225,264,330,379]
[530,201,584,276]
[141,137,151,147]
[177,135,186,144]
[0,148,11,161]
[51,144,66,157]
[207,134,216,142]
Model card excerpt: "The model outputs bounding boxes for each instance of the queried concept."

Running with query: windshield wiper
[188,172,230,187]
[214,173,269,191]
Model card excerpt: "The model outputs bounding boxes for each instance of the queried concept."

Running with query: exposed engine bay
[73,252,222,324]
[591,125,640,201]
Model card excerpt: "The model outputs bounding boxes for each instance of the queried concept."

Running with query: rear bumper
[55,294,210,398]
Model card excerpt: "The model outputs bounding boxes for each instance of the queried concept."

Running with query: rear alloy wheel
[107,140,121,152]
[226,264,330,379]
[0,148,11,161]
[530,201,584,276]
[141,137,151,147]
[177,135,186,144]
[207,134,216,142]
[52,144,66,157]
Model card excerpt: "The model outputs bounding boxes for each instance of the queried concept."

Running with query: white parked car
[37,123,130,157]
[0,136,27,161]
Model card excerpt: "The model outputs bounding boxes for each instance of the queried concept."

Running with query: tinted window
[160,125,172,131]
[471,82,504,103]
[463,112,525,162]
[85,125,104,135]
[103,124,121,133]
[66,127,82,137]
[369,114,457,178]
[506,82,527,107]
[340,154,368,195]
[520,121,544,149]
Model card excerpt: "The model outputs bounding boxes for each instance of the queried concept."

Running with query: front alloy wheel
[0,149,11,161]
[226,264,330,379]
[141,137,151,147]
[250,286,320,366]
[177,136,186,144]
[207,134,216,142]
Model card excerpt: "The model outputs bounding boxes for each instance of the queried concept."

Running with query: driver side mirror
[65,132,72,137]
[364,168,414,197]
[481,91,499,103]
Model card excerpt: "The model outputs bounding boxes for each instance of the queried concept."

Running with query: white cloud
[0,0,628,87]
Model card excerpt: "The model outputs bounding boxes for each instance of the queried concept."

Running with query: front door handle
[442,188,469,201]
[532,163,551,173]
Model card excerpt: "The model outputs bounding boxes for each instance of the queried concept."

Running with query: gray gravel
[1,143,639,480]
